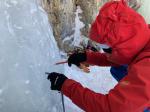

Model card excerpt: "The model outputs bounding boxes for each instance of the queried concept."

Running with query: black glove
[46,72,68,91]
[68,52,87,67]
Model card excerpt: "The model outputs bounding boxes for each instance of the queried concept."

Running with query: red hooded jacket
[61,1,150,112]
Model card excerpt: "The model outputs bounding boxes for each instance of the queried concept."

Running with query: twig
[55,61,68,65]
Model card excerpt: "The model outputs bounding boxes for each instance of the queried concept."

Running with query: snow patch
[64,64,117,111]
[73,6,85,46]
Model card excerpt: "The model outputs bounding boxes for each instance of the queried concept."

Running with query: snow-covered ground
[64,65,117,112]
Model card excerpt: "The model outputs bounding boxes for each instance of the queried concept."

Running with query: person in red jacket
[47,0,150,112]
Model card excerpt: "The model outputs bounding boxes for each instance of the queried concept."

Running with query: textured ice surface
[0,0,63,112]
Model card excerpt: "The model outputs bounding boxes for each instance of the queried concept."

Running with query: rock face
[41,0,141,52]
[41,0,76,51]
[41,0,104,51]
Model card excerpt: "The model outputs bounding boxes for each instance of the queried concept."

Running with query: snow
[64,65,117,111]
[73,6,85,46]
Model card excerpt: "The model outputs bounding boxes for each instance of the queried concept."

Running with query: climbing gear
[61,93,65,112]
[46,72,68,91]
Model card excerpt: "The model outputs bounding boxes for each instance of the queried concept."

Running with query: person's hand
[68,52,87,67]
[46,72,68,91]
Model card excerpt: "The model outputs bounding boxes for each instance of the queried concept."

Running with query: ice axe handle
[55,61,68,65]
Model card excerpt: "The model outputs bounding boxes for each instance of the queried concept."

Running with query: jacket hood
[89,1,150,65]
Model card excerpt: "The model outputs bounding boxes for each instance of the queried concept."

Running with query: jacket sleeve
[86,51,119,66]
[61,79,110,112]
[61,60,150,112]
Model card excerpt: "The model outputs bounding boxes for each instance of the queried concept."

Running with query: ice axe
[55,60,90,73]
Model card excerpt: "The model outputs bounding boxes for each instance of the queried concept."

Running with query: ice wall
[0,0,63,112]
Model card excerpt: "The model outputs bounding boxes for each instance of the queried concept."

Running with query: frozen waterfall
[0,0,63,112]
